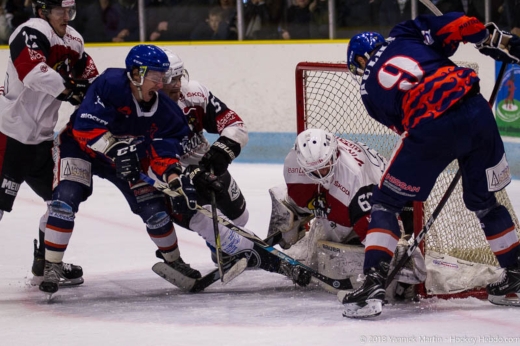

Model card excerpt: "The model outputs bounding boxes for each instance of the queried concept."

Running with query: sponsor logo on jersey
[216,111,239,133]
[421,29,434,45]
[28,49,45,62]
[287,167,305,174]
[40,65,48,73]
[186,91,205,99]
[64,33,82,43]
[117,106,132,115]
[486,154,511,192]
[307,192,331,219]
[333,181,350,196]
[181,133,204,154]
[94,94,105,108]
[60,158,91,187]
[80,113,108,126]
[1,178,20,196]
[384,173,420,193]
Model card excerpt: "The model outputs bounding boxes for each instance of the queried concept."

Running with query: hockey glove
[200,136,241,176]
[186,165,224,193]
[106,140,141,184]
[477,22,520,64]
[168,175,198,214]
[57,78,92,105]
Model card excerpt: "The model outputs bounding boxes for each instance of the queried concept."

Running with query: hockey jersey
[176,79,248,167]
[0,18,98,144]
[360,13,487,134]
[69,68,190,180]
[284,137,387,242]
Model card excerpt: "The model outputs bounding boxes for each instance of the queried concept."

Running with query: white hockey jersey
[284,137,387,242]
[177,79,248,167]
[0,18,98,144]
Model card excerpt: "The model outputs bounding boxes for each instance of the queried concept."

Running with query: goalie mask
[295,129,338,187]
[347,32,385,76]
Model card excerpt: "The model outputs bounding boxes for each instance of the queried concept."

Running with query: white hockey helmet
[295,128,338,186]
[160,47,189,82]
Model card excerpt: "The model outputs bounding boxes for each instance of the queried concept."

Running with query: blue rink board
[212,132,520,180]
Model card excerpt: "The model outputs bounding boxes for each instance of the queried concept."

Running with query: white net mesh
[296,61,519,268]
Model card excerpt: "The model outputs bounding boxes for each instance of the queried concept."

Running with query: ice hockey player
[267,128,425,295]
[0,0,98,286]
[160,49,251,262]
[153,51,311,285]
[342,12,520,318]
[39,45,201,296]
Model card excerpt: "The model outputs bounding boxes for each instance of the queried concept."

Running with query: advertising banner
[496,63,520,138]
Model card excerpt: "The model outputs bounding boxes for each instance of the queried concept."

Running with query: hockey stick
[209,168,225,282]
[385,62,509,288]
[139,172,353,290]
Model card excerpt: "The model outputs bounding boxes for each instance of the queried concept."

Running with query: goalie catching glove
[200,136,241,176]
[477,22,520,64]
[57,77,92,106]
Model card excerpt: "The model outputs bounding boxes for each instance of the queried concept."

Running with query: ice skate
[487,259,520,307]
[338,263,388,319]
[31,240,84,286]
[39,260,83,297]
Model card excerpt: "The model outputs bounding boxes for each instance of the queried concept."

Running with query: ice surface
[2,164,520,346]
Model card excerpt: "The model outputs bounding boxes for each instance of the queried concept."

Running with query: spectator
[434,0,484,22]
[148,0,208,42]
[4,0,33,33]
[378,0,412,37]
[497,0,520,35]
[282,0,325,40]
[190,6,226,40]
[75,0,119,43]
[0,4,10,43]
[112,0,139,42]
[244,0,278,39]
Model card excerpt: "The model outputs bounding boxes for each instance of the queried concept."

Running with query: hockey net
[295,62,520,298]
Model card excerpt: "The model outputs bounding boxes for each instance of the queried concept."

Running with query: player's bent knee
[48,200,76,220]
[146,211,171,230]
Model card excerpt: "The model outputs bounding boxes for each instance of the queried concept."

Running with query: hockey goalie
[267,128,427,300]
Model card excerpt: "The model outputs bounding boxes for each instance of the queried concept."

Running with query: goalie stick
[139,172,353,290]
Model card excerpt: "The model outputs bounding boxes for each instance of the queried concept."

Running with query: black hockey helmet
[32,0,76,19]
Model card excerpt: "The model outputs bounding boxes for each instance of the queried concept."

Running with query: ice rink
[2,163,520,346]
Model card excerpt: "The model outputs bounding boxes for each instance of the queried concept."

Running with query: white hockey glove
[267,185,312,249]
[476,22,520,64]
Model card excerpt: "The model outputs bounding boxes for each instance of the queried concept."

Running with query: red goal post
[295,61,520,299]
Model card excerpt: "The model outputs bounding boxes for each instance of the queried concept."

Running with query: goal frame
[294,61,498,299]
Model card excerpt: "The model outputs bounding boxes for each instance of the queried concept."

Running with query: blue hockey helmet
[347,32,385,76]
[125,45,170,79]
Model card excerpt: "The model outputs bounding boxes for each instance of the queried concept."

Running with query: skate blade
[30,276,84,287]
[342,299,383,319]
[222,258,248,285]
[488,293,520,307]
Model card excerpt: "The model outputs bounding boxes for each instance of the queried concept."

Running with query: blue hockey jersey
[360,13,488,134]
[70,68,190,180]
